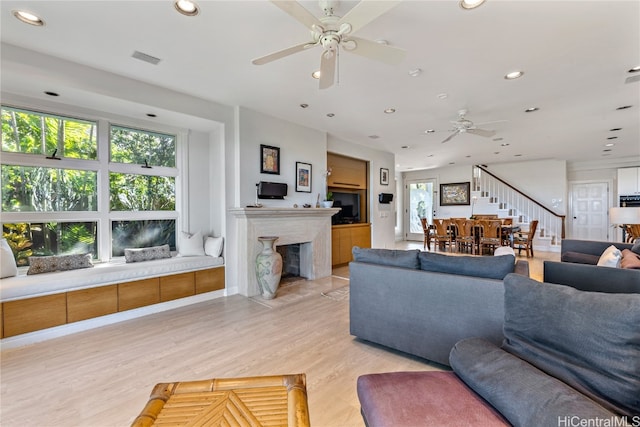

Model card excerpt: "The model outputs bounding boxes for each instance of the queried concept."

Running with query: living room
[1,1,640,425]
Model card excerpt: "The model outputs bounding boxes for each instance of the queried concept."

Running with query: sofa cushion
[124,244,171,263]
[502,274,640,417]
[632,239,640,255]
[357,371,509,427]
[596,244,622,268]
[450,338,620,425]
[418,251,514,280]
[27,254,93,275]
[561,251,600,265]
[352,247,420,269]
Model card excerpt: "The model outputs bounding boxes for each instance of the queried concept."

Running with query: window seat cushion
[0,255,223,302]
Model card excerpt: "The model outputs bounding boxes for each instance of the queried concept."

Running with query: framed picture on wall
[440,182,471,206]
[380,168,390,185]
[295,162,312,192]
[260,144,280,175]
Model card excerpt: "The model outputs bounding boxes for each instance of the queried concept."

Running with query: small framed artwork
[440,182,471,206]
[260,144,280,175]
[380,168,390,186]
[295,162,312,193]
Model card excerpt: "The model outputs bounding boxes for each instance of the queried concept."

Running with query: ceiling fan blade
[338,0,401,34]
[441,131,460,144]
[319,52,336,90]
[343,36,406,65]
[467,128,497,138]
[270,0,323,30]
[252,42,314,65]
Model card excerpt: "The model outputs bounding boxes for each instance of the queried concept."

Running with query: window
[1,106,180,264]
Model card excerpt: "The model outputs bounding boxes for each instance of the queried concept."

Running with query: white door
[405,179,436,241]
[569,181,610,241]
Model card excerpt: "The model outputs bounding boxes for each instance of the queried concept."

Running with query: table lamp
[609,207,640,242]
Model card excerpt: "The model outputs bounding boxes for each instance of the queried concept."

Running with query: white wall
[327,135,396,249]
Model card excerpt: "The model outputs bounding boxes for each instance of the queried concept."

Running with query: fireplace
[229,207,339,297]
[277,243,302,279]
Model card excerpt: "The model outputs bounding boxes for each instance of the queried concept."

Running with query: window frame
[1,102,186,263]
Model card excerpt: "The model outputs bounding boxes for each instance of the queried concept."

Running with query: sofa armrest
[514,260,529,277]
[543,261,640,293]
[561,239,633,257]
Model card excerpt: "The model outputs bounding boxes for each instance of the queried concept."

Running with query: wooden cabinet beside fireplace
[331,223,371,266]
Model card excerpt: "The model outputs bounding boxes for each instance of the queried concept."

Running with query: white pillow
[597,245,622,268]
[494,246,515,257]
[1,238,18,278]
[179,231,205,256]
[204,236,224,257]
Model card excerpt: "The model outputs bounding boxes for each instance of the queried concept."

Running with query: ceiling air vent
[626,74,640,84]
[132,51,161,65]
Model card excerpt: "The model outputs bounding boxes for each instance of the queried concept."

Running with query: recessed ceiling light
[607,136,618,140]
[44,91,59,97]
[504,71,524,80]
[437,93,448,99]
[525,107,539,112]
[311,70,321,79]
[13,10,45,26]
[174,0,199,16]
[493,137,504,141]
[401,145,410,149]
[459,0,486,10]
[609,127,623,131]
[628,66,640,73]
[384,108,396,114]
[449,162,456,165]
[427,154,434,158]
[146,113,157,118]
[300,103,309,109]
[514,154,523,157]
[326,113,335,118]
[424,129,436,134]
[603,149,612,152]
[616,105,632,110]
[376,40,389,45]
[408,68,422,77]
[605,143,615,147]
[501,143,510,147]
[369,135,380,139]
[465,155,471,158]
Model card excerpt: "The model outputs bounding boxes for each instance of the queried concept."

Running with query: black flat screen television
[332,192,360,224]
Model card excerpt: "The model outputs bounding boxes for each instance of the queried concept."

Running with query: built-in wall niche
[327,152,369,223]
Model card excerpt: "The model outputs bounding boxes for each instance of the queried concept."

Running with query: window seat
[0,255,224,303]
[0,256,226,341]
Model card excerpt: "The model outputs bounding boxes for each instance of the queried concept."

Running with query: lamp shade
[609,207,640,224]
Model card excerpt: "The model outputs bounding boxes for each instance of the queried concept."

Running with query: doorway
[405,178,436,241]
[569,181,611,241]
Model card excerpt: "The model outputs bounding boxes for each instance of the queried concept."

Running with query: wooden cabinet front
[331,224,371,266]
[67,285,118,323]
[118,278,160,311]
[195,268,225,294]
[327,153,367,189]
[160,272,195,302]
[3,294,67,337]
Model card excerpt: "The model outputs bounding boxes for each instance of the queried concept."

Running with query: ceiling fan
[252,0,406,89]
[440,110,500,143]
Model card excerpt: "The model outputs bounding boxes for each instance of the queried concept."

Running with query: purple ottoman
[357,371,508,427]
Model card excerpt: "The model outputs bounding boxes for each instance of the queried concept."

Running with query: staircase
[472,166,564,253]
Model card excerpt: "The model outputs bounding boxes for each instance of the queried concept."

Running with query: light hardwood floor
[0,243,558,427]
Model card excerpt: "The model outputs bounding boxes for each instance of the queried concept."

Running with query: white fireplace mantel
[229,207,340,297]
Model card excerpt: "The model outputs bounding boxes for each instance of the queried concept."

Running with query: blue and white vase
[255,236,282,299]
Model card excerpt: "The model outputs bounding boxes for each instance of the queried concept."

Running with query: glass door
[405,179,436,241]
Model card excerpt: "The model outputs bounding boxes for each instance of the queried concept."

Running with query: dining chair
[513,220,539,257]
[420,217,435,250]
[478,220,503,255]
[453,218,475,254]
[626,224,640,244]
[432,218,454,252]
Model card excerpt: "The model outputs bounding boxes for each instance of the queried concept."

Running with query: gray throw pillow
[561,251,600,265]
[632,240,640,256]
[352,247,420,269]
[27,253,93,275]
[418,251,515,280]
[450,338,620,425]
[124,244,172,263]
[502,274,640,417]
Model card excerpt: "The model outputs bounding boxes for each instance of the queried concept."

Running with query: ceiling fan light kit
[252,0,406,89]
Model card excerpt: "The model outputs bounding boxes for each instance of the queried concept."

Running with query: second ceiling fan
[440,110,501,144]
[252,0,406,89]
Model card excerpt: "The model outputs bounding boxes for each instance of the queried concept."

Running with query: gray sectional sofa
[544,239,640,293]
[349,247,529,366]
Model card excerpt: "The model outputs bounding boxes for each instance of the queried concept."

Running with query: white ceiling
[1,0,639,171]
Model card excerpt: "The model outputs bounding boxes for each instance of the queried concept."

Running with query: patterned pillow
[27,254,93,275]
[124,244,172,263]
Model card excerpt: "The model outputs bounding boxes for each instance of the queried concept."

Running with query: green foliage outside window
[110,125,176,167]
[109,173,175,211]
[2,107,97,159]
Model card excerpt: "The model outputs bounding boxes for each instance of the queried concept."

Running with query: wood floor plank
[0,244,556,427]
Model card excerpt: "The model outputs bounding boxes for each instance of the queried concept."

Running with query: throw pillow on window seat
[204,236,224,257]
[124,244,172,263]
[27,253,93,275]
[179,231,205,256]
[1,238,18,278]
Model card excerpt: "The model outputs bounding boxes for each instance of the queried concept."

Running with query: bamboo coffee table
[131,373,310,427]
